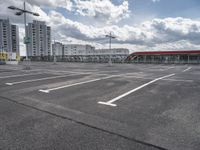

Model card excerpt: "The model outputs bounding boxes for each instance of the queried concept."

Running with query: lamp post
[0,45,3,53]
[105,32,116,66]
[0,46,4,60]
[8,2,39,69]
[53,38,57,64]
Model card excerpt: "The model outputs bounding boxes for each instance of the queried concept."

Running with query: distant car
[20,57,26,61]
[0,61,6,65]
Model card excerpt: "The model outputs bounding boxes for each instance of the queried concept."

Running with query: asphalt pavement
[0,62,200,150]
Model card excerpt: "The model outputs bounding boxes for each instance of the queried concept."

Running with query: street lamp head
[105,34,116,39]
[33,13,40,16]
[15,12,23,16]
[8,6,17,10]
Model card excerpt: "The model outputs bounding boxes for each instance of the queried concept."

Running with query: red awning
[132,50,200,55]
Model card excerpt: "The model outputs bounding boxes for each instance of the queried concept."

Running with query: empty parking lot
[0,62,200,150]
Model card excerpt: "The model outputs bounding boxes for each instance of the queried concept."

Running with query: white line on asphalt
[5,74,76,85]
[39,72,178,94]
[44,69,111,76]
[96,71,119,73]
[43,69,92,75]
[0,73,44,79]
[39,75,118,93]
[74,69,99,72]
[182,67,192,72]
[122,75,193,82]
[98,74,175,107]
[162,78,193,82]
[161,67,175,71]
[18,69,45,73]
[0,68,19,72]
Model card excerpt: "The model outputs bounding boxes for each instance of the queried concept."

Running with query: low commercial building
[126,50,200,64]
[35,41,130,63]
[52,42,63,56]
[61,47,129,63]
[63,44,95,56]
[94,48,129,55]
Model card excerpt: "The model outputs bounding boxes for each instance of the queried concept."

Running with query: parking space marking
[162,78,193,82]
[96,71,119,73]
[122,76,193,82]
[73,69,99,72]
[0,72,44,79]
[39,75,120,93]
[5,74,77,85]
[42,69,121,76]
[17,69,43,72]
[33,73,142,94]
[98,74,175,107]
[43,69,93,75]
[161,66,175,71]
[0,68,19,72]
[0,71,16,75]
[182,67,192,72]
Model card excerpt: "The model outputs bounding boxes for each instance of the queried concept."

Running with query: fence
[0,52,8,61]
[28,55,129,63]
[125,54,200,64]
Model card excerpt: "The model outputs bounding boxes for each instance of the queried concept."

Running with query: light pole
[106,32,116,66]
[0,46,8,61]
[0,46,4,61]
[53,38,57,64]
[0,45,3,53]
[8,2,39,68]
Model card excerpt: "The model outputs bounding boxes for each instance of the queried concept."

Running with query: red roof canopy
[132,50,200,55]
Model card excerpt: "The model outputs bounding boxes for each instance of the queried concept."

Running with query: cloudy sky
[1,0,200,55]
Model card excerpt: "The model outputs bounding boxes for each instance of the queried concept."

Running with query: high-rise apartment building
[0,19,19,53]
[26,20,51,57]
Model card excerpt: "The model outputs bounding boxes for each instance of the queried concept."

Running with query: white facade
[52,42,63,56]
[93,48,129,55]
[0,19,19,54]
[62,44,129,56]
[26,20,51,57]
[63,44,95,56]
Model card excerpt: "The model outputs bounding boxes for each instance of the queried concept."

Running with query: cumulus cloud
[0,0,130,24]
[26,0,73,11]
[152,0,160,3]
[0,0,50,24]
[47,11,200,47]
[1,0,200,54]
[73,0,130,23]
[149,18,200,44]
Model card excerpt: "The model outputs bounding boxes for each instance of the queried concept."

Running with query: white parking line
[0,68,19,72]
[39,75,118,93]
[5,74,77,85]
[38,72,140,93]
[161,67,175,71]
[0,72,44,79]
[74,69,99,72]
[162,78,193,82]
[43,69,92,75]
[122,75,193,82]
[182,67,192,72]
[98,74,175,107]
[96,71,119,73]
